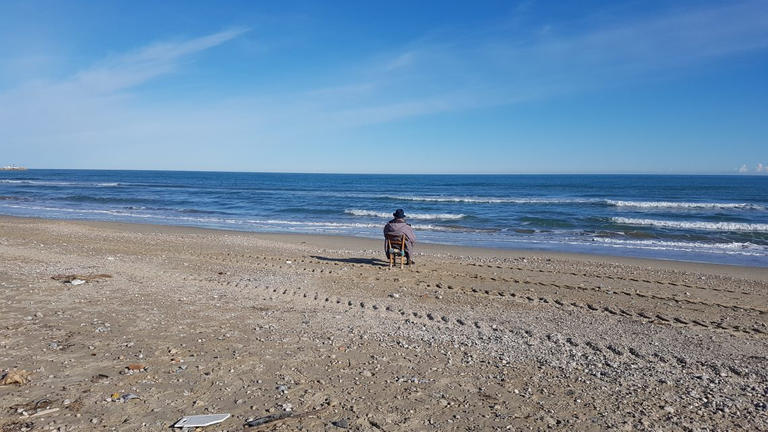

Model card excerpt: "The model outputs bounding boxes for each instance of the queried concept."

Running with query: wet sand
[1,216,767,431]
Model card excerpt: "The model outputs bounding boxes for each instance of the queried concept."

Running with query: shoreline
[2,214,767,278]
[2,171,767,270]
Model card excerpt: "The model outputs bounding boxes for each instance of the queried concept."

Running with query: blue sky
[1,0,767,174]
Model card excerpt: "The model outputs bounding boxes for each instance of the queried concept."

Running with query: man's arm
[405,224,416,242]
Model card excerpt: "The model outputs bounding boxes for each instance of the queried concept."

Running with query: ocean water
[1,170,767,267]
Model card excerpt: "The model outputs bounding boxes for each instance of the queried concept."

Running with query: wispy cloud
[0,28,248,145]
[399,1,768,104]
[384,51,416,71]
[72,27,249,94]
[291,0,768,128]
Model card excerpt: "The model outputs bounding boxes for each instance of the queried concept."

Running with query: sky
[0,0,767,174]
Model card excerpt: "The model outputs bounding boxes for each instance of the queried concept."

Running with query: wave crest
[611,217,768,232]
[592,238,767,256]
[607,200,763,210]
[345,209,466,220]
[384,195,596,204]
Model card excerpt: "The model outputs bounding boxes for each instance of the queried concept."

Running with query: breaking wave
[607,200,763,210]
[0,203,479,233]
[611,217,768,232]
[382,196,765,210]
[345,209,466,220]
[592,238,767,256]
[384,195,597,204]
[0,179,121,187]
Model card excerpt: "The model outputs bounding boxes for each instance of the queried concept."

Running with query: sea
[1,170,767,267]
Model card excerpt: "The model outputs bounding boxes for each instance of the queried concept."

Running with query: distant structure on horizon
[1,165,27,171]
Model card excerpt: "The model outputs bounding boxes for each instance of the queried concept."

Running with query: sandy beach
[0,215,766,431]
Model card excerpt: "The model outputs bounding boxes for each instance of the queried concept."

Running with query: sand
[0,215,766,431]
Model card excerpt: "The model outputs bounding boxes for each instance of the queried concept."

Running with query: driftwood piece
[245,406,330,428]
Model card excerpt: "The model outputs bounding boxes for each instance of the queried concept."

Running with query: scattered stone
[331,418,349,429]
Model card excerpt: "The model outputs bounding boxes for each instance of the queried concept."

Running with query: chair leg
[400,253,404,269]
[389,253,393,268]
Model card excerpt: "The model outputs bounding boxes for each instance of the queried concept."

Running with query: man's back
[384,214,416,264]
[384,218,415,242]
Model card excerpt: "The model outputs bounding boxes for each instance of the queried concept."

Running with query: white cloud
[385,51,416,71]
[737,163,768,173]
[73,27,249,94]
[0,28,249,149]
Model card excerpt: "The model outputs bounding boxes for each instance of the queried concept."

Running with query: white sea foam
[0,179,121,187]
[384,195,600,204]
[0,203,468,232]
[611,217,768,232]
[592,238,766,255]
[246,218,458,232]
[382,195,766,209]
[345,209,466,220]
[1,204,156,218]
[0,179,78,186]
[606,200,763,210]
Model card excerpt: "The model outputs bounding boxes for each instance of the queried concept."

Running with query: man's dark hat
[393,209,406,218]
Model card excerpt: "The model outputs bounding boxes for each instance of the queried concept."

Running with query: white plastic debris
[173,414,230,428]
[70,279,86,286]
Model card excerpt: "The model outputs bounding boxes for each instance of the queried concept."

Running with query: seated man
[384,209,416,265]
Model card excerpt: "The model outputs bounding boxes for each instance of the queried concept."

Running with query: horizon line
[5,167,768,176]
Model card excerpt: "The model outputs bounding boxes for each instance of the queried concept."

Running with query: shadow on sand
[310,256,389,267]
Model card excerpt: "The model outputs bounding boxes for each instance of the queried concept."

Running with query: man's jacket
[383,218,416,254]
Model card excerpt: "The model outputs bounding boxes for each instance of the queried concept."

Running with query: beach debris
[173,413,230,428]
[1,369,31,386]
[110,393,140,402]
[51,273,112,284]
[245,412,292,427]
[245,404,333,428]
[11,398,56,417]
[121,364,147,375]
[26,408,60,418]
[90,373,110,383]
